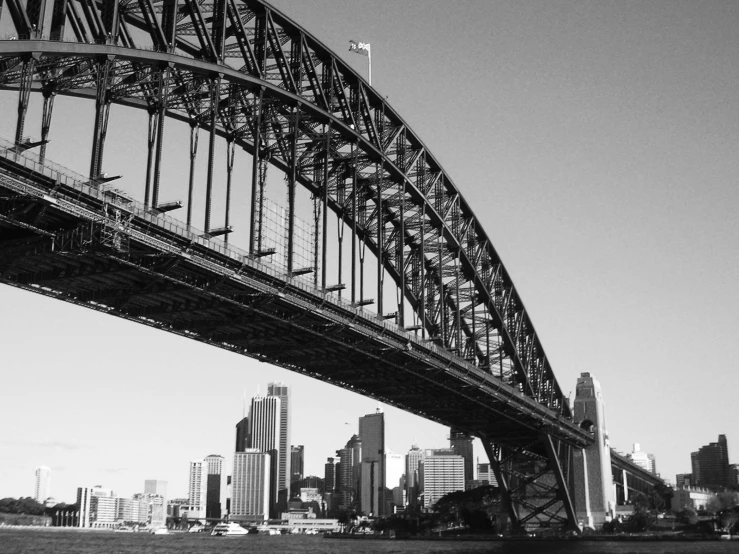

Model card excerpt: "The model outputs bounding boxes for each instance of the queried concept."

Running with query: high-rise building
[324,457,336,494]
[77,486,115,528]
[231,449,270,523]
[249,394,281,516]
[34,466,51,503]
[359,411,385,516]
[627,443,657,475]
[420,449,465,508]
[205,455,224,519]
[267,382,291,510]
[476,462,498,487]
[385,452,405,490]
[450,429,474,488]
[337,434,362,510]
[691,434,731,489]
[143,480,168,526]
[188,460,208,518]
[144,480,167,498]
[675,473,692,488]
[291,445,304,496]
[235,416,250,452]
[406,445,424,510]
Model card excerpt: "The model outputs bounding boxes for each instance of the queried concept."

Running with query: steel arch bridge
[0,0,593,531]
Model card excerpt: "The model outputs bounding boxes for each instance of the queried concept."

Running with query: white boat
[151,528,169,535]
[211,522,249,536]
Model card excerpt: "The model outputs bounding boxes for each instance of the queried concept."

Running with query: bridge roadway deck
[0,148,593,452]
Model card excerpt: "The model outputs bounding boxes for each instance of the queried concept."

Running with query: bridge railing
[0,135,479,376]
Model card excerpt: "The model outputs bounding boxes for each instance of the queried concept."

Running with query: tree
[707,492,739,514]
[0,497,45,515]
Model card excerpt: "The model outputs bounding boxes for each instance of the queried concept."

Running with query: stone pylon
[572,372,615,529]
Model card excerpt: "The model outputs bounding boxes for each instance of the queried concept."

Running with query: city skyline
[2,0,739,503]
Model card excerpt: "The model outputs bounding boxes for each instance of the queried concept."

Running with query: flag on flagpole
[349,40,370,56]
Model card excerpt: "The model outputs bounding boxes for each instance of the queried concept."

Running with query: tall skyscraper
[628,443,657,475]
[691,434,730,489]
[249,394,281,516]
[385,452,405,490]
[205,455,224,519]
[476,462,498,487]
[144,480,167,498]
[235,416,250,452]
[324,457,337,493]
[450,428,474,488]
[144,480,168,526]
[34,466,50,503]
[290,445,304,496]
[188,460,208,518]
[406,445,425,510]
[420,449,465,508]
[267,382,291,510]
[359,411,385,516]
[337,435,362,510]
[231,449,270,522]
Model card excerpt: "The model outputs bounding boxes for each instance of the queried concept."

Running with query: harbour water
[1,529,738,554]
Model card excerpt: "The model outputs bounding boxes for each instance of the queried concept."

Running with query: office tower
[205,455,224,519]
[325,457,336,493]
[143,480,168,526]
[477,462,498,487]
[675,474,692,488]
[406,445,424,510]
[291,445,304,496]
[34,466,51,503]
[144,480,167,498]
[420,449,465,508]
[77,486,115,528]
[300,475,325,493]
[385,452,404,490]
[627,443,657,475]
[337,434,362,510]
[450,428,474,488]
[267,382,291,510]
[691,434,731,488]
[249,394,281,516]
[231,449,270,523]
[359,411,385,516]
[731,464,739,487]
[188,459,208,518]
[235,416,250,452]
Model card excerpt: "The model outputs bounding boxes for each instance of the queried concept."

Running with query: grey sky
[1,1,738,501]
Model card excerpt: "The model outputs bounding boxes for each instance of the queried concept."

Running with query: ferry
[211,522,249,536]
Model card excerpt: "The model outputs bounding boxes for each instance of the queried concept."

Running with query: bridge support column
[15,55,36,148]
[186,119,199,227]
[89,56,113,180]
[571,372,615,529]
[39,83,56,164]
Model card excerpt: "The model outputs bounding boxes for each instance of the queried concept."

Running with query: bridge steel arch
[0,0,593,531]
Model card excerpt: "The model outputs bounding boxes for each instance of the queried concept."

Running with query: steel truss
[0,0,591,531]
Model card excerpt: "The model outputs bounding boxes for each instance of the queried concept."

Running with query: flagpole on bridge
[349,40,372,86]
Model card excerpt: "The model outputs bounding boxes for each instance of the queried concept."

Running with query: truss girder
[0,1,590,530]
[0,36,568,420]
[0,160,591,455]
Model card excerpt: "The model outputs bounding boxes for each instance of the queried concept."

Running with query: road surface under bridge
[0,0,611,531]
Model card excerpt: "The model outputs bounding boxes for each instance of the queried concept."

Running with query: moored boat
[211,522,249,536]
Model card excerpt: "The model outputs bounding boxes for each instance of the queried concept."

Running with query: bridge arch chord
[0,0,590,531]
[0,0,569,417]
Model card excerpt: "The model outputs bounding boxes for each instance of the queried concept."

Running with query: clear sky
[1,0,739,503]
